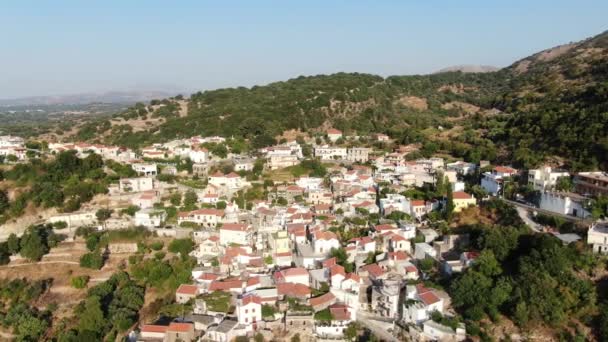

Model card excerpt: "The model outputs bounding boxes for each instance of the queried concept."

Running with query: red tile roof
[361,263,384,278]
[141,324,168,333]
[309,292,336,308]
[419,291,441,306]
[388,251,409,260]
[327,128,342,135]
[208,280,243,291]
[276,282,311,297]
[494,166,517,174]
[322,257,337,268]
[176,284,198,295]
[314,231,338,241]
[247,277,261,287]
[241,295,262,306]
[411,200,425,207]
[375,224,396,231]
[198,273,219,281]
[168,322,193,333]
[329,303,351,321]
[283,267,309,278]
[330,264,346,278]
[452,191,473,200]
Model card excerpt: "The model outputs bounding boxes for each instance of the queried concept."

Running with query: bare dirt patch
[395,96,428,110]
[441,101,480,115]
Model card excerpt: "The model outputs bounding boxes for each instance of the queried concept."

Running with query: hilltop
[42,30,608,170]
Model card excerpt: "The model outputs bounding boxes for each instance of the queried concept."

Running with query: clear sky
[0,0,606,99]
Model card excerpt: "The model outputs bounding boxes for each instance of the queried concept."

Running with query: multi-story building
[346,147,370,163]
[315,146,347,160]
[528,166,570,191]
[480,166,517,196]
[219,223,252,246]
[574,172,608,197]
[236,295,262,331]
[131,163,158,176]
[177,208,225,228]
[269,230,291,254]
[269,154,298,170]
[119,177,155,192]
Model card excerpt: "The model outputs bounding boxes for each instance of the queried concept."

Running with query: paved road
[515,206,543,232]
[500,198,589,223]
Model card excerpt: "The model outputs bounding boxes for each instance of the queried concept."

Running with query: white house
[588,221,608,254]
[296,177,324,192]
[327,128,343,142]
[481,166,517,196]
[528,166,570,191]
[403,284,444,324]
[177,208,225,228]
[189,147,209,164]
[119,177,154,193]
[131,163,158,176]
[131,191,158,209]
[134,209,166,228]
[315,146,347,160]
[234,158,254,171]
[208,172,249,190]
[236,295,262,331]
[313,231,341,255]
[276,267,310,287]
[219,223,252,246]
[539,191,590,218]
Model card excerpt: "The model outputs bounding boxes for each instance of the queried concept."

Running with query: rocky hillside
[67,31,608,169]
[490,30,608,170]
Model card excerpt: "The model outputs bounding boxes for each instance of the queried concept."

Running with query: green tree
[80,252,104,269]
[78,296,105,335]
[262,304,276,318]
[168,239,195,258]
[20,229,49,261]
[7,233,20,254]
[0,190,9,214]
[170,192,182,206]
[445,183,454,221]
[344,322,359,341]
[96,208,113,226]
[183,190,198,210]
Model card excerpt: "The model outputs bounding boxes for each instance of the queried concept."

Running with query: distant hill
[65,30,608,170]
[434,65,500,74]
[0,90,179,106]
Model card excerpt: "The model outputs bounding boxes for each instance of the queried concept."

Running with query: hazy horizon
[1,0,607,99]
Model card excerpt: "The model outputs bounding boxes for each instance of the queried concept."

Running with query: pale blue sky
[0,1,606,99]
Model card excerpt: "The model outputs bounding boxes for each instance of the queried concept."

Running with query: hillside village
[0,125,607,341]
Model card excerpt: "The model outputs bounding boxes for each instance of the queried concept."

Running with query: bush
[80,252,104,269]
[149,241,164,251]
[168,239,194,257]
[154,251,166,260]
[71,276,90,289]
[53,221,68,229]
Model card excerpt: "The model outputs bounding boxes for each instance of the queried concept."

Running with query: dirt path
[0,260,80,268]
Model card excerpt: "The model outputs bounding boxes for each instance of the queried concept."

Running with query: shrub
[71,275,90,289]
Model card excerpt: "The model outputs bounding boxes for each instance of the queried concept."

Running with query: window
[245,318,248,323]
[245,309,248,313]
